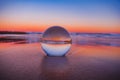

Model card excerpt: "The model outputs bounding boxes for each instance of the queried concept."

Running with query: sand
[0,42,120,80]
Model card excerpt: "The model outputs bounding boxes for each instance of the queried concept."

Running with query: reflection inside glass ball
[41,26,72,56]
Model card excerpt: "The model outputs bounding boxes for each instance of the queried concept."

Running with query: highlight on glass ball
[41,26,72,57]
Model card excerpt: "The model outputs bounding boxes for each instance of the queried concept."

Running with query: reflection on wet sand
[40,56,70,80]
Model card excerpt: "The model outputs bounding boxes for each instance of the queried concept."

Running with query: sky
[0,0,120,33]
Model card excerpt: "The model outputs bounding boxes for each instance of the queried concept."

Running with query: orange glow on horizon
[0,25,120,33]
[0,22,120,33]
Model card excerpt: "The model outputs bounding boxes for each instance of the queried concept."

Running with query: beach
[0,34,120,80]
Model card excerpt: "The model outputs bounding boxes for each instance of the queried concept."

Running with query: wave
[0,33,120,47]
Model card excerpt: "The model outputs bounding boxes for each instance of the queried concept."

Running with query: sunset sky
[0,0,120,33]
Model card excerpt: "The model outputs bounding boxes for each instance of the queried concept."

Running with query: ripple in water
[41,26,72,56]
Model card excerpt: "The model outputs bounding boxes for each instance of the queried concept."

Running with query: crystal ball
[41,26,72,56]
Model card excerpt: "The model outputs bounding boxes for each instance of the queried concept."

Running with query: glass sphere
[41,26,72,56]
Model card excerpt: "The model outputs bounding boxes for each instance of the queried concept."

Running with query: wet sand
[0,43,120,80]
